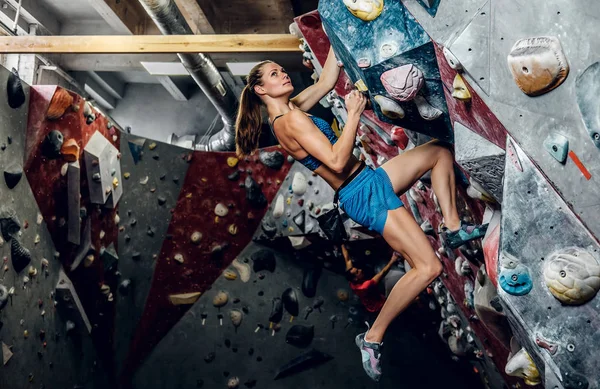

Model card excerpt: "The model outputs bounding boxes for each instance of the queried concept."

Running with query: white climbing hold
[443,47,463,70]
[273,195,284,218]
[543,247,600,305]
[374,95,405,119]
[215,203,229,217]
[414,95,442,121]
[2,342,12,365]
[231,258,251,283]
[505,347,541,386]
[292,172,307,195]
[409,188,424,204]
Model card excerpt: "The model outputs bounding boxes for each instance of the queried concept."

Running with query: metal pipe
[12,0,22,34]
[137,0,238,151]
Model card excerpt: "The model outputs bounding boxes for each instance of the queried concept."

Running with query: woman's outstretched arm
[291,46,341,112]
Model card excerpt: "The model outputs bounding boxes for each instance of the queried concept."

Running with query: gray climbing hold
[259,150,285,170]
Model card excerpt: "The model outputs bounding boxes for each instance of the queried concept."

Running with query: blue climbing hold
[499,256,533,296]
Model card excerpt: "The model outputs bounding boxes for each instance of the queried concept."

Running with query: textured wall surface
[0,68,110,388]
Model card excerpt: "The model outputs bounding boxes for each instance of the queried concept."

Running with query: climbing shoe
[355,323,383,382]
[443,222,488,249]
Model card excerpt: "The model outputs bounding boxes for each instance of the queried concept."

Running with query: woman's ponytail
[235,60,272,158]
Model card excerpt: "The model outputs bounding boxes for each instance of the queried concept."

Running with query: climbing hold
[390,126,409,150]
[231,259,250,283]
[269,297,283,324]
[228,224,238,235]
[213,291,229,307]
[443,47,462,70]
[357,57,371,69]
[227,377,240,389]
[464,280,474,309]
[455,257,471,276]
[251,250,276,273]
[0,285,7,310]
[342,0,383,21]
[274,349,334,380]
[174,253,184,263]
[543,247,600,305]
[452,74,471,101]
[190,231,202,245]
[379,41,399,59]
[414,95,442,121]
[505,347,541,386]
[380,64,424,102]
[2,342,12,365]
[42,130,64,159]
[286,325,314,348]
[245,176,267,208]
[293,210,306,232]
[224,269,237,280]
[259,150,285,170]
[261,217,277,239]
[3,165,22,189]
[227,157,239,168]
[301,265,320,297]
[7,68,25,109]
[47,88,74,119]
[83,101,96,124]
[374,95,405,119]
[336,289,349,302]
[292,172,307,195]
[499,253,533,296]
[230,309,243,328]
[11,238,31,273]
[420,220,435,236]
[507,36,569,97]
[273,195,284,218]
[408,188,424,204]
[60,138,79,162]
[543,133,569,164]
[282,288,299,317]
[215,203,229,217]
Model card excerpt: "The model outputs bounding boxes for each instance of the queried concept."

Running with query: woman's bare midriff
[313,157,363,191]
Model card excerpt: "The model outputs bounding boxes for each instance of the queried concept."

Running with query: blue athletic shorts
[338,166,404,235]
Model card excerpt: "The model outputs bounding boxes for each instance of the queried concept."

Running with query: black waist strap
[334,162,367,203]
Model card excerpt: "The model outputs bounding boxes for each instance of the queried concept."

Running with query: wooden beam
[0,34,301,54]
[87,0,151,35]
[174,0,216,34]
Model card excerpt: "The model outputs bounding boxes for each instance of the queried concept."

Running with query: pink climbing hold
[380,64,424,102]
[390,126,409,150]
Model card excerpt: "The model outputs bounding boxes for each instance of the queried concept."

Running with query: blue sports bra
[270,113,338,171]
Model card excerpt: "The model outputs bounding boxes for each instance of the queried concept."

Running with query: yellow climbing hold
[148,142,157,150]
[186,193,192,198]
[452,74,472,102]
[124,172,130,179]
[354,79,368,92]
[112,177,119,188]
[286,197,292,205]
[227,157,239,168]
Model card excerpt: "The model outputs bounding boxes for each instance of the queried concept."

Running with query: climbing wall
[295,0,600,388]
[0,68,110,387]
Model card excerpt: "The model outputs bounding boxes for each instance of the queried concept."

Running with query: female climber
[234,47,488,382]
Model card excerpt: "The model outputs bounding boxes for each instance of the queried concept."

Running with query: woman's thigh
[380,140,448,195]
[381,207,439,271]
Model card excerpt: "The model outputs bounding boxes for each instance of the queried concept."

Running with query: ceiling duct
[138,0,238,151]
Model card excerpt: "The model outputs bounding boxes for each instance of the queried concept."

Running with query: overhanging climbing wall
[294,0,600,387]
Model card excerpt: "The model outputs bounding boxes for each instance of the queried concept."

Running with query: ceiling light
[226,62,260,76]
[140,61,188,76]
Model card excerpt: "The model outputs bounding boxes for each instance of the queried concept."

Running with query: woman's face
[255,63,294,99]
